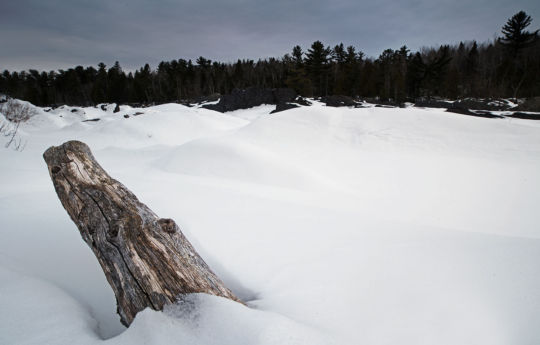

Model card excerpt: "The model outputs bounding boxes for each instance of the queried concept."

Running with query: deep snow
[1,101,540,345]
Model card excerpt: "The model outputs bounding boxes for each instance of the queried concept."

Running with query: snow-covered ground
[1,100,540,345]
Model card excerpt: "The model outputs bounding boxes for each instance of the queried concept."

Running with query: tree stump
[43,140,242,326]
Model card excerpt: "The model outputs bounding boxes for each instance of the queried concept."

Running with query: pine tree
[499,11,539,56]
[107,61,127,103]
[286,45,312,96]
[305,41,331,96]
[332,43,346,64]
[342,46,361,96]
[292,45,304,68]
[499,11,539,99]
[465,41,479,95]
[91,63,108,104]
[377,49,394,99]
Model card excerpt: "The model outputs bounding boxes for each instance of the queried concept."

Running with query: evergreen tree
[305,41,331,96]
[292,45,304,67]
[342,46,362,96]
[393,46,409,101]
[332,43,346,64]
[286,45,312,96]
[465,41,479,95]
[499,11,539,99]
[377,49,395,99]
[133,64,153,103]
[107,61,127,103]
[407,52,425,98]
[499,11,539,55]
[91,63,108,104]
[1,13,540,106]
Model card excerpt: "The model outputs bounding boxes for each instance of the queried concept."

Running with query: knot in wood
[158,218,178,233]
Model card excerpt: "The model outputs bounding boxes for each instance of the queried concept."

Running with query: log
[43,140,242,326]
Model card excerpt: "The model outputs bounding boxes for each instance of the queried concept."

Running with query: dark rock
[124,114,130,118]
[507,112,540,120]
[415,98,511,111]
[100,104,107,111]
[445,108,503,118]
[270,103,300,114]
[450,107,475,115]
[71,108,85,115]
[451,99,510,111]
[516,97,540,112]
[126,103,144,108]
[294,96,312,106]
[203,87,296,113]
[82,118,100,122]
[474,110,505,118]
[274,88,297,104]
[133,112,144,116]
[195,93,221,104]
[414,99,454,108]
[446,108,476,115]
[323,95,358,107]
[363,98,404,107]
[113,104,120,113]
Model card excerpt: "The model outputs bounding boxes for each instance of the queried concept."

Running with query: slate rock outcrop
[203,87,296,113]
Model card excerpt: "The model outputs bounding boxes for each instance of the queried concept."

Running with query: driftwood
[43,140,242,326]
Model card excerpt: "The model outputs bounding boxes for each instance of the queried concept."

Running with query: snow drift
[1,101,540,345]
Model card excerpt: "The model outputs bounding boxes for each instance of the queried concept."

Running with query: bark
[43,140,242,326]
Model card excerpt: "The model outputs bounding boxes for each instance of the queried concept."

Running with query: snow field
[1,101,540,344]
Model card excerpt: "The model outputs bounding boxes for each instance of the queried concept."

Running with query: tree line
[1,11,538,107]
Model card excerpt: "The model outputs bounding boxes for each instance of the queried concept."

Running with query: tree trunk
[43,140,242,326]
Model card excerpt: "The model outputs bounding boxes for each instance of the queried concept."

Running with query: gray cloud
[1,0,539,71]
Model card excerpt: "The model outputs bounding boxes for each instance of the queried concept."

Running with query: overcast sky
[1,0,539,71]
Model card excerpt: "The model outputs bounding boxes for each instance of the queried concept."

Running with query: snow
[1,101,540,344]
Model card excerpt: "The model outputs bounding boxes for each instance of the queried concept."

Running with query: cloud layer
[1,0,539,71]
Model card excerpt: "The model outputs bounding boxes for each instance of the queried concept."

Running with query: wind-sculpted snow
[1,101,540,344]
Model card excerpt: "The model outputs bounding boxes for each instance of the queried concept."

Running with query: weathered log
[43,140,242,326]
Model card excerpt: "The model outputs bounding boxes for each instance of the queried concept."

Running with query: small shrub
[0,99,37,123]
[0,99,31,151]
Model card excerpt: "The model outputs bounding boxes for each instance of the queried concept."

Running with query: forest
[1,11,538,106]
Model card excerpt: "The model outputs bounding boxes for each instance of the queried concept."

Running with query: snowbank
[1,101,540,344]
